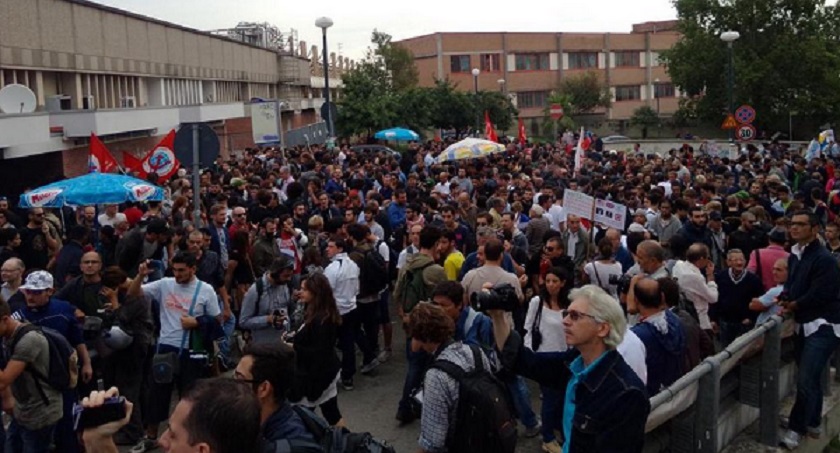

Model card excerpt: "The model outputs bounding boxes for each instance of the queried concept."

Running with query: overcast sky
[91,0,679,60]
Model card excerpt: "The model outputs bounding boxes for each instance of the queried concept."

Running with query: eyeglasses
[790,221,810,227]
[561,309,602,323]
[544,246,555,252]
[232,371,258,384]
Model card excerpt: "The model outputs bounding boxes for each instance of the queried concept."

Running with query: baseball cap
[633,208,647,217]
[768,228,787,244]
[708,211,722,221]
[21,270,54,291]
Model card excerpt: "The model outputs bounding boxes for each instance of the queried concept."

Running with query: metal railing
[643,315,789,452]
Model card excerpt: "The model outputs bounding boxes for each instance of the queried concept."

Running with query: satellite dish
[0,84,37,114]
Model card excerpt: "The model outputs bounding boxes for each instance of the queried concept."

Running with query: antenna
[0,84,37,114]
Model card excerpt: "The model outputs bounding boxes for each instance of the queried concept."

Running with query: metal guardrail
[644,315,786,452]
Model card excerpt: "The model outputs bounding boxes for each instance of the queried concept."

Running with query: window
[480,53,501,72]
[517,91,549,108]
[613,51,640,67]
[515,53,550,71]
[614,85,641,101]
[654,83,675,98]
[568,52,598,69]
[450,55,471,73]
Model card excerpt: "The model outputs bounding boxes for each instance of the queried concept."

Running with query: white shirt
[434,182,450,195]
[523,296,567,353]
[397,245,418,270]
[142,277,221,348]
[98,212,127,228]
[671,260,718,330]
[617,328,647,384]
[583,261,622,299]
[548,204,566,231]
[324,252,360,315]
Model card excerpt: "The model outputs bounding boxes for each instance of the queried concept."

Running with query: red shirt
[123,206,143,227]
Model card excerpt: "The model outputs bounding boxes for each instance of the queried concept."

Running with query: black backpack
[8,324,79,404]
[429,344,518,453]
[356,245,388,297]
[266,405,395,453]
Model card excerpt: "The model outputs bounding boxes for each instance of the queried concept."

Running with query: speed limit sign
[736,124,756,142]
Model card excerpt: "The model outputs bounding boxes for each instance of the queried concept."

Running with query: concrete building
[396,22,681,136]
[0,0,347,195]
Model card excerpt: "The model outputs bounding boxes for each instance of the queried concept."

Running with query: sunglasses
[544,246,555,252]
[561,309,601,323]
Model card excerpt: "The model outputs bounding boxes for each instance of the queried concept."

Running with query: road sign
[174,123,220,168]
[736,124,757,142]
[721,114,739,130]
[735,105,756,124]
[550,104,564,120]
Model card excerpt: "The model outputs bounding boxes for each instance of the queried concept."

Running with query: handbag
[530,298,544,352]
[152,282,202,384]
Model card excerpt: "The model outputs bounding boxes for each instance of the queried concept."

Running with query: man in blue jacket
[779,210,840,449]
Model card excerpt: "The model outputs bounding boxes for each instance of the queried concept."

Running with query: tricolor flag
[140,130,179,182]
[88,133,119,173]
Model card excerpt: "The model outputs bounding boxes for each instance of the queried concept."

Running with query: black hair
[182,378,261,453]
[419,225,442,250]
[171,251,197,268]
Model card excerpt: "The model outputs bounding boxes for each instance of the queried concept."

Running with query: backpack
[399,262,433,314]
[8,324,79,404]
[429,344,517,453]
[379,240,399,284]
[268,405,396,453]
[356,245,388,298]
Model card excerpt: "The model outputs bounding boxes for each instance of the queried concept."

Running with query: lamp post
[497,78,506,94]
[720,30,740,142]
[472,68,481,136]
[315,16,334,138]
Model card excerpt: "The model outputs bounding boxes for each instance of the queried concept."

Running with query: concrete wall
[0,0,278,83]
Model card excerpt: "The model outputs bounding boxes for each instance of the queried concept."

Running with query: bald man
[55,251,104,318]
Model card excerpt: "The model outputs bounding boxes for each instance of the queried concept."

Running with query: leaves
[556,71,612,115]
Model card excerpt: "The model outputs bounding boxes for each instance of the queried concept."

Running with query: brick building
[396,22,681,136]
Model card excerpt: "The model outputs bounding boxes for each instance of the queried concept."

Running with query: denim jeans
[217,312,237,366]
[718,320,749,348]
[788,325,840,434]
[6,420,55,453]
[338,308,375,380]
[399,338,431,413]
[507,375,539,429]
[540,384,563,442]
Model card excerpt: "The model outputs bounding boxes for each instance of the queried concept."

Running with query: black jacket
[785,240,840,324]
[290,317,341,402]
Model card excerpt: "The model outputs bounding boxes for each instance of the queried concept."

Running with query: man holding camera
[240,256,295,345]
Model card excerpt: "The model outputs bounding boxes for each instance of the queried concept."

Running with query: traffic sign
[736,124,757,142]
[550,104,564,120]
[735,105,756,124]
[721,114,739,130]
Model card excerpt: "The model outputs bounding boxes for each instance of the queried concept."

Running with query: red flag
[517,118,527,145]
[574,127,585,177]
[484,111,498,143]
[123,152,147,179]
[140,130,179,182]
[89,133,119,173]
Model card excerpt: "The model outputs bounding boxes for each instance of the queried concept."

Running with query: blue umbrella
[374,127,420,141]
[19,172,165,208]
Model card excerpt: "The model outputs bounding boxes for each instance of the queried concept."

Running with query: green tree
[541,93,576,138]
[478,91,518,132]
[661,0,840,130]
[335,61,396,138]
[370,30,419,92]
[428,79,476,135]
[556,71,612,115]
[630,106,660,138]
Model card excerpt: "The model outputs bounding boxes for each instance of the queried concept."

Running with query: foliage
[630,105,660,138]
[335,61,396,137]
[556,71,612,115]
[660,0,840,130]
[541,92,576,136]
[370,30,419,93]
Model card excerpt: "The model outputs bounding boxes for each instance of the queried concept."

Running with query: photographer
[240,256,295,345]
[488,285,650,453]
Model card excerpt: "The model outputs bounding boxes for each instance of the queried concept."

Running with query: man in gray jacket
[239,256,295,345]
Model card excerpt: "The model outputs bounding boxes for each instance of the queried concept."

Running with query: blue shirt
[13,298,84,347]
[563,352,608,453]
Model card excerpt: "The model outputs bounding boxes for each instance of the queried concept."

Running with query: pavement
[117,317,547,452]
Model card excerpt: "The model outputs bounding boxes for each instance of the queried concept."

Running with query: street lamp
[315,16,334,138]
[497,78,506,94]
[720,30,740,142]
[472,68,481,136]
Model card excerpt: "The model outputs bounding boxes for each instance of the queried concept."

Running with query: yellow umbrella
[436,138,506,163]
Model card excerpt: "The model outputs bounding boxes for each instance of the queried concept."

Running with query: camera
[72,396,127,431]
[611,274,633,295]
[471,283,519,312]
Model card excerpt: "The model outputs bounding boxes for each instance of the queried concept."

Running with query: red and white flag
[484,111,498,143]
[123,151,147,179]
[88,133,119,173]
[517,118,527,145]
[140,130,179,182]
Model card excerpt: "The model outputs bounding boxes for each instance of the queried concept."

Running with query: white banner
[563,190,595,220]
[251,101,280,145]
[594,199,627,231]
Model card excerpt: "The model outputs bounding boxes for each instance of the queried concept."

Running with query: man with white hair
[488,285,650,452]
[524,205,550,259]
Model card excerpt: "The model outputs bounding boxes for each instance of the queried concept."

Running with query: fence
[642,315,796,452]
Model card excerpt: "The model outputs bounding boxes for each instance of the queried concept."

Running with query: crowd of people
[0,134,838,452]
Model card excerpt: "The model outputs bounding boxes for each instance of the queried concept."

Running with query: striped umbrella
[436,138,506,163]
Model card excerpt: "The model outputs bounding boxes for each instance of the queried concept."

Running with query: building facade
[0,0,347,195]
[396,22,681,135]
